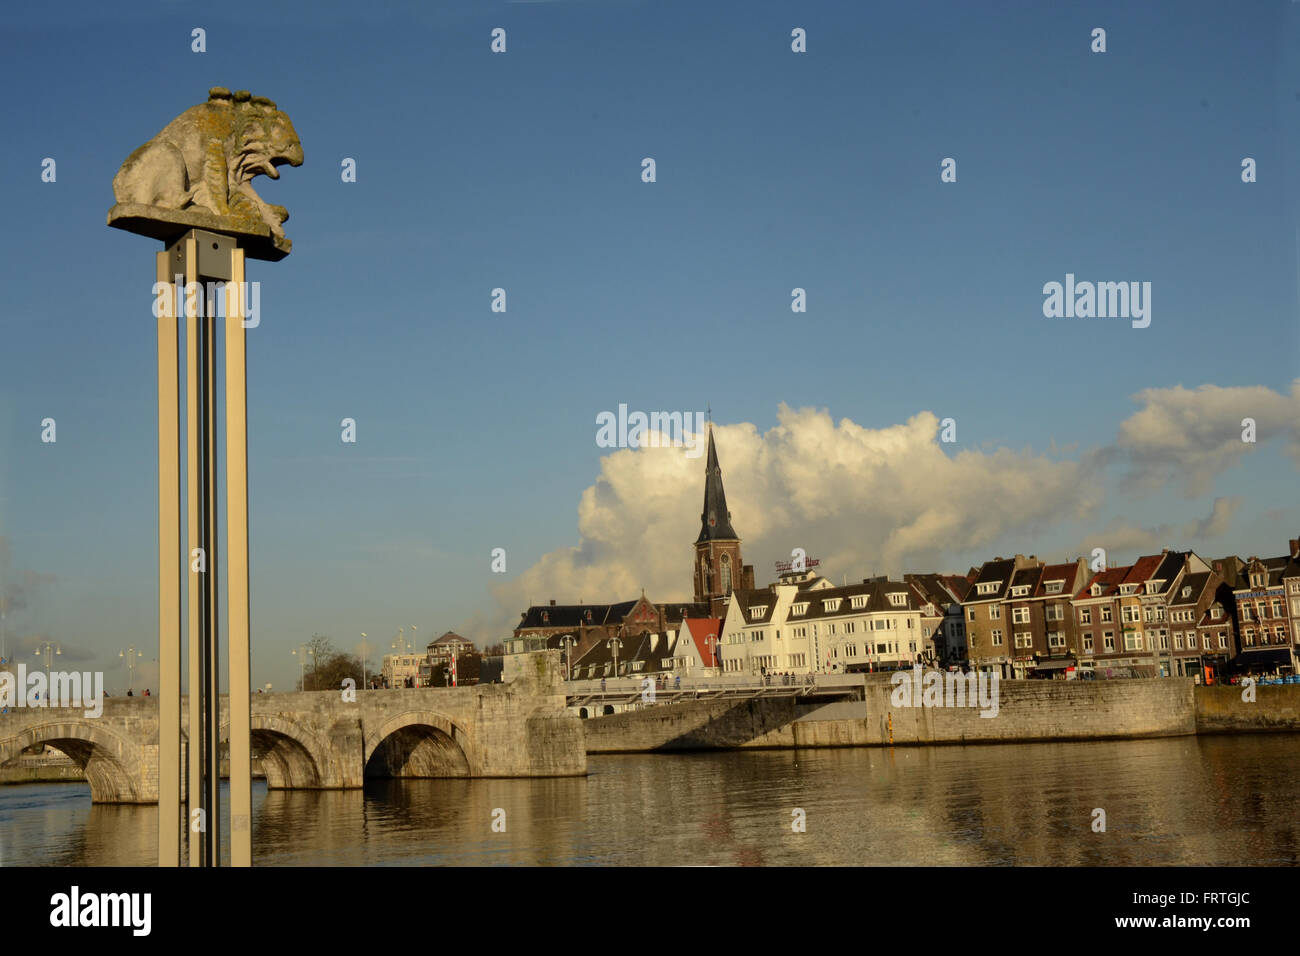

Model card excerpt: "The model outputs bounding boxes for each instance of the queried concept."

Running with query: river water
[2,735,1297,866]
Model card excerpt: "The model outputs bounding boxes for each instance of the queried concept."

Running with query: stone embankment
[583,677,1300,752]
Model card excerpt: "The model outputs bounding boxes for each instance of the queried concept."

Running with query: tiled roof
[681,618,723,666]
[516,600,639,630]
[1033,562,1082,598]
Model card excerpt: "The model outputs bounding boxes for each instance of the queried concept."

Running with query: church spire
[696,425,738,543]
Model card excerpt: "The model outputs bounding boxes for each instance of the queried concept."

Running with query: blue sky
[1,0,1298,692]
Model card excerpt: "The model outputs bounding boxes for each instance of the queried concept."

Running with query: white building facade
[720,571,924,675]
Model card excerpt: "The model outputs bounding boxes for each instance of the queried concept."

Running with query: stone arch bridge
[0,654,584,803]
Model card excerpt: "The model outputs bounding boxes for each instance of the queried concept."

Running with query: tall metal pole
[201,266,220,867]
[227,246,253,867]
[156,250,183,867]
[183,236,203,867]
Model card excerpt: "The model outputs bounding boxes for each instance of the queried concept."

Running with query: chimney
[1290,537,1299,558]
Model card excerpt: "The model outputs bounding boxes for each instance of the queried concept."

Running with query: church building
[508,425,752,677]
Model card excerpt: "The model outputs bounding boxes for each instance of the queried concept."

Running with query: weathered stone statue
[108,87,303,260]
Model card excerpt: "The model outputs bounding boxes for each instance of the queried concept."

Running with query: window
[750,606,767,620]
[1125,632,1143,651]
[1103,631,1115,651]
[889,593,907,607]
[823,598,842,612]
[1079,607,1093,625]
[977,582,999,595]
[1091,584,1103,597]
[1045,581,1064,594]
[720,554,732,594]
[991,629,1003,646]
[1187,633,1197,649]
[1122,606,1140,624]
[1218,633,1227,649]
[1241,606,1252,622]
[1181,586,1192,598]
[968,608,976,621]
[1101,607,1113,623]
[791,603,808,616]
[844,621,855,633]
[1011,586,1030,597]
[1045,604,1064,622]
[1244,628,1255,647]
[851,595,867,609]
[989,605,1001,620]
[1015,633,1033,649]
[1012,607,1030,624]
[827,623,837,635]
[1048,633,1066,649]
[1082,633,1093,651]
[1272,599,1284,618]
[1158,632,1168,650]
[1174,633,1184,650]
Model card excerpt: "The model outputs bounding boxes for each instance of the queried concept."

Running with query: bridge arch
[0,719,144,803]
[363,710,472,778]
[214,713,334,789]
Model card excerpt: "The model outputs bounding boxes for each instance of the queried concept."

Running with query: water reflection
[2,735,1297,866]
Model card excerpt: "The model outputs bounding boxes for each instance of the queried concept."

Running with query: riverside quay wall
[582,677,1300,753]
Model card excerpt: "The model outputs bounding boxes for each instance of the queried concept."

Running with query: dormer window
[1147,580,1163,594]
[1091,584,1102,596]
[822,598,842,613]
[1181,586,1192,598]
[1011,586,1030,597]
[1120,584,1138,595]
[976,582,1000,596]
[1251,574,1264,588]
[750,605,768,620]
[791,602,808,616]
[851,595,867,610]
[889,593,906,607]
[1044,581,1064,594]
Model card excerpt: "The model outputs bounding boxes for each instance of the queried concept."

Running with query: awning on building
[1031,657,1077,671]
[1235,648,1295,669]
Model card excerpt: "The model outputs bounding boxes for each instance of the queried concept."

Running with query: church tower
[693,426,753,617]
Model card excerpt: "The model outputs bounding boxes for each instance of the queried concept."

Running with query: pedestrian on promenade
[675,674,681,690]
[144,688,151,697]
[601,677,607,692]
[127,689,133,697]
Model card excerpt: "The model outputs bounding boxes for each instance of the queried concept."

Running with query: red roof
[681,618,722,666]
[1077,566,1130,598]
[1121,554,1165,585]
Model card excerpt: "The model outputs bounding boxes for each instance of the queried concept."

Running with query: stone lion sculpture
[112,87,303,241]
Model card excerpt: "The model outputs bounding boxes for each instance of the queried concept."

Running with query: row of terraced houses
[505,428,1300,681]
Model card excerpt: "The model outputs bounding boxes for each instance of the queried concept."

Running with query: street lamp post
[34,640,61,685]
[291,644,315,691]
[120,645,142,693]
[607,637,623,681]
[391,630,413,687]
[360,632,370,689]
[560,635,575,681]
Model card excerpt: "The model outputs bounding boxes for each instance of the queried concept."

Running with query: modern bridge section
[566,674,865,716]
[0,651,584,803]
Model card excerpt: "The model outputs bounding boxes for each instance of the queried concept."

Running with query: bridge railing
[564,672,865,697]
